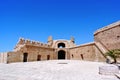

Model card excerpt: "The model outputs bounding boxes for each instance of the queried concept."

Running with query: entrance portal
[58,50,66,59]
[23,53,28,62]
[37,55,41,61]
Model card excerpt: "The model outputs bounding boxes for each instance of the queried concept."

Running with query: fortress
[0,21,120,63]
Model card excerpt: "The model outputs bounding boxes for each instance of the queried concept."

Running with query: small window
[117,36,120,38]
[58,43,65,48]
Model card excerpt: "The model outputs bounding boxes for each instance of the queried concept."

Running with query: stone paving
[0,60,119,80]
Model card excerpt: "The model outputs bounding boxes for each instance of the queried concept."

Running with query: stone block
[99,65,119,75]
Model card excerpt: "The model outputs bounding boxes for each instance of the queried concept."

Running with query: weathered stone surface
[94,21,120,50]
[99,65,119,75]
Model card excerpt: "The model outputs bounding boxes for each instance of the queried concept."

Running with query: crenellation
[31,41,36,44]
[18,38,25,45]
[36,41,40,45]
[26,39,31,45]
[18,38,50,48]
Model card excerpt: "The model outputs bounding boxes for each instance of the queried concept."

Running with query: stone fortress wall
[94,21,120,50]
[6,38,56,63]
[69,42,106,61]
[0,21,120,63]
[94,21,120,62]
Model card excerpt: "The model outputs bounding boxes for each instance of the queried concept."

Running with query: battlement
[16,38,50,48]
[94,21,120,35]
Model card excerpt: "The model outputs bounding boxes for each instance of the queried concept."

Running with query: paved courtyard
[0,60,119,80]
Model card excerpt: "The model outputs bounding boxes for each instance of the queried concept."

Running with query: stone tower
[47,36,53,45]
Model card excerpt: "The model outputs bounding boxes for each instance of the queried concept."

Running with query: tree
[105,49,120,63]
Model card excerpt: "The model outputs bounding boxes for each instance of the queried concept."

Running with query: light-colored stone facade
[0,21,120,63]
[69,42,105,61]
[94,21,120,50]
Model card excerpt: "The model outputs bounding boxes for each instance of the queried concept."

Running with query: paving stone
[0,60,119,80]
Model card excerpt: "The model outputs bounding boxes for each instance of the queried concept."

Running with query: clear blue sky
[0,0,120,52]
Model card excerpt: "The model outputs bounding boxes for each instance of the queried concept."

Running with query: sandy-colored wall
[25,45,55,61]
[7,45,55,63]
[7,51,22,63]
[94,44,106,61]
[69,43,106,62]
[94,25,120,50]
[0,52,7,63]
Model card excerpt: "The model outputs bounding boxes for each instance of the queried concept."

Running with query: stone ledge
[94,21,120,35]
[70,42,95,49]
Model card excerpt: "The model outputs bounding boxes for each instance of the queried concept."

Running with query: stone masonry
[0,21,120,63]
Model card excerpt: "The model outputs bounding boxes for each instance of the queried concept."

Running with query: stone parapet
[15,38,50,48]
[70,42,95,49]
[94,21,120,35]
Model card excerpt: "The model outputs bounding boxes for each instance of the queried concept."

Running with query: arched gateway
[58,50,66,59]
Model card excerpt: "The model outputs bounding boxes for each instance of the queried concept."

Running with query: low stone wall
[99,65,119,75]
[0,52,8,63]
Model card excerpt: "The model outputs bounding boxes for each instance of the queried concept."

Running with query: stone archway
[58,50,66,59]
[58,43,65,48]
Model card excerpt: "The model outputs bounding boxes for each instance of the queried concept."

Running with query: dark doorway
[58,50,66,59]
[72,54,74,58]
[37,55,41,61]
[23,53,28,62]
[47,55,50,60]
[81,54,84,60]
[58,43,65,48]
